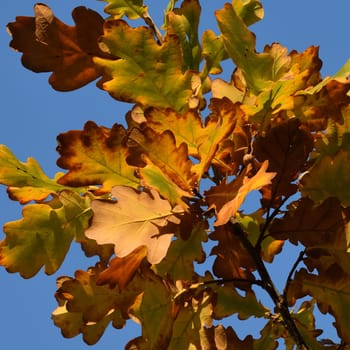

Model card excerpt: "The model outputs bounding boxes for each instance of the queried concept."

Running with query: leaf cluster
[2,0,350,349]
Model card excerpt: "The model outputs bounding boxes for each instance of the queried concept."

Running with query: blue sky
[1,1,350,349]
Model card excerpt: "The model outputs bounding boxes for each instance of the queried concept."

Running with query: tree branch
[227,220,309,350]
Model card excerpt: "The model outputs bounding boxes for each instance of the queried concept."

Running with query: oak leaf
[127,126,195,206]
[103,0,148,20]
[0,144,73,203]
[57,121,139,194]
[8,4,113,91]
[94,19,194,112]
[214,160,276,226]
[53,267,143,345]
[96,246,148,289]
[0,191,91,277]
[253,118,314,208]
[85,186,184,264]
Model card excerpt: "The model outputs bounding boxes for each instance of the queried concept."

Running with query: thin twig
[284,249,306,298]
[202,277,265,288]
[227,220,309,350]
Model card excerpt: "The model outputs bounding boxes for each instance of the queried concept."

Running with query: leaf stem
[284,249,306,298]
[227,220,309,350]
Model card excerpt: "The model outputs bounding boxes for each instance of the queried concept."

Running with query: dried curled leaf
[86,186,184,264]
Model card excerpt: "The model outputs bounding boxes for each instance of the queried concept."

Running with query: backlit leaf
[86,186,184,264]
[127,126,195,205]
[166,0,201,71]
[214,160,276,226]
[0,144,71,203]
[0,191,91,277]
[94,19,193,112]
[233,0,264,26]
[216,3,273,93]
[103,0,148,19]
[8,4,113,90]
[57,121,139,194]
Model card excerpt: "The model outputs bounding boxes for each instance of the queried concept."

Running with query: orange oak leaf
[214,160,276,226]
[7,4,114,91]
[57,121,139,194]
[96,246,148,290]
[85,186,184,264]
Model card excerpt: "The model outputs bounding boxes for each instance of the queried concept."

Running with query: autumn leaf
[0,144,74,203]
[300,148,350,206]
[57,121,139,194]
[216,3,273,93]
[96,246,148,289]
[166,0,202,71]
[253,118,314,208]
[8,4,113,91]
[127,126,195,206]
[214,160,276,226]
[94,19,194,111]
[128,270,174,349]
[86,186,184,264]
[154,222,208,281]
[0,191,91,277]
[287,267,350,343]
[53,267,143,345]
[103,0,148,20]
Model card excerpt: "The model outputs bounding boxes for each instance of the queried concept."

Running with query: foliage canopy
[2,1,350,349]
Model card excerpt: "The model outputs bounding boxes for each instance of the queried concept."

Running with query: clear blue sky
[1,1,349,349]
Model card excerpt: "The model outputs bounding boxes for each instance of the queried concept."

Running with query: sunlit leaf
[57,121,139,194]
[233,0,264,26]
[86,186,184,264]
[8,4,113,90]
[166,0,201,71]
[103,0,148,19]
[0,145,71,203]
[214,160,276,226]
[216,3,273,93]
[0,191,91,277]
[94,19,193,112]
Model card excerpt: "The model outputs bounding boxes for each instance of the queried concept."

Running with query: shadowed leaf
[96,246,148,289]
[8,4,113,90]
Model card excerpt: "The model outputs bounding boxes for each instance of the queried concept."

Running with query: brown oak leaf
[7,3,114,90]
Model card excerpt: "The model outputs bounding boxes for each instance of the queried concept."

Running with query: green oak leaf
[94,20,193,112]
[102,0,148,20]
[0,191,91,277]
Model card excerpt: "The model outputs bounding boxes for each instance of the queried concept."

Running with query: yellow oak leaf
[214,160,276,226]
